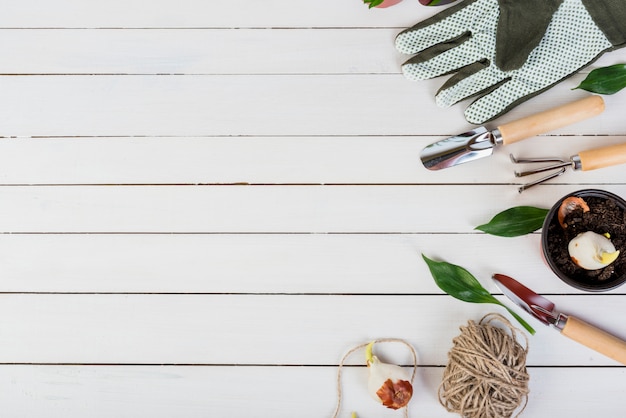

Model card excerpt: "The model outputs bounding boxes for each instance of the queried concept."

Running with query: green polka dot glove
[396,0,626,124]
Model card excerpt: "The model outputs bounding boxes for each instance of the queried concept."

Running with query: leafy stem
[422,254,535,335]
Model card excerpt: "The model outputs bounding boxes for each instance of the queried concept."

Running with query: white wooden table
[2,1,626,416]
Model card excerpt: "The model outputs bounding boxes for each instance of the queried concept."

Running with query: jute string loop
[332,338,418,418]
[438,313,530,418]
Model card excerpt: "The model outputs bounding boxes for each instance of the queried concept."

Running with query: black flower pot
[542,189,626,292]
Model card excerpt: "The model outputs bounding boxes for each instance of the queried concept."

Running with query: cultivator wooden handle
[579,142,626,171]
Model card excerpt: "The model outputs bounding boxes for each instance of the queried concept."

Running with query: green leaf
[422,254,495,304]
[422,254,535,334]
[574,64,626,95]
[363,0,384,8]
[475,206,548,237]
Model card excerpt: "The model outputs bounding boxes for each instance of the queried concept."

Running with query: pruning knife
[492,273,626,365]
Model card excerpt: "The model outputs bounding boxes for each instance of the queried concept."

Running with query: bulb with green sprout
[365,342,413,409]
[569,231,620,270]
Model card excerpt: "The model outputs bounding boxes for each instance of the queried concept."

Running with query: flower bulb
[366,342,413,409]
[568,231,620,270]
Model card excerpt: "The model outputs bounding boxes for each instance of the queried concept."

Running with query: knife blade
[420,95,605,170]
[492,273,626,365]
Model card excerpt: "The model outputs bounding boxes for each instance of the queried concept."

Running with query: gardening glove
[396,0,626,124]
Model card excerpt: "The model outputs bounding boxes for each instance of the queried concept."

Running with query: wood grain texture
[1,365,625,417]
[1,365,624,417]
[0,293,624,366]
[1,1,626,416]
[0,0,439,28]
[0,184,625,233]
[0,233,567,294]
[1,136,626,185]
[0,29,402,75]
[2,75,626,138]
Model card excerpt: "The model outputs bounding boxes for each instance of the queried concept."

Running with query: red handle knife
[492,273,626,365]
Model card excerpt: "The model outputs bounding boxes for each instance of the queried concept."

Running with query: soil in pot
[545,195,626,286]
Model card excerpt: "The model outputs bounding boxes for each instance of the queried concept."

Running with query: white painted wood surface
[1,1,626,417]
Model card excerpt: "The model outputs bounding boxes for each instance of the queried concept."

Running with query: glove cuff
[582,0,626,47]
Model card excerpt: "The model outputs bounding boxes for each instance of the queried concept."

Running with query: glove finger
[395,0,496,55]
[460,50,612,124]
[434,64,504,108]
[401,36,481,81]
[463,79,537,124]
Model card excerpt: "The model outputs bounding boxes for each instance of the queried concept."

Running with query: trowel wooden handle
[498,95,605,145]
[578,142,626,171]
[562,315,626,365]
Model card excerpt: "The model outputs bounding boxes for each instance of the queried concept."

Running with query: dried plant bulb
[558,196,590,228]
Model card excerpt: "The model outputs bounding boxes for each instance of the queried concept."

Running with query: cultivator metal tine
[509,154,572,193]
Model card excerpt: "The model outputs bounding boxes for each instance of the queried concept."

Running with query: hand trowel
[420,95,605,170]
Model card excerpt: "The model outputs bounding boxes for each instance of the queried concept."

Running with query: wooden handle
[498,96,605,145]
[562,315,626,365]
[578,142,626,171]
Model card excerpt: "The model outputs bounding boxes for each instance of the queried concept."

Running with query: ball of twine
[438,313,530,418]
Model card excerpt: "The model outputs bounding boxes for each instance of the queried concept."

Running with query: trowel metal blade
[420,127,495,170]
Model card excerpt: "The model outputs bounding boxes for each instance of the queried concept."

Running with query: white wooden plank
[4,1,626,417]
[1,135,625,185]
[0,29,401,75]
[0,232,608,295]
[0,0,441,29]
[0,294,624,366]
[0,74,454,137]
[0,184,624,233]
[1,365,624,417]
[1,75,625,138]
[2,29,624,76]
